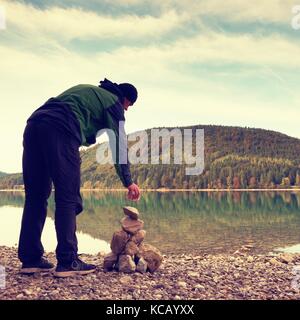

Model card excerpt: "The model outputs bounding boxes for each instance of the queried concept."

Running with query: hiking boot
[54,258,96,278]
[20,257,55,274]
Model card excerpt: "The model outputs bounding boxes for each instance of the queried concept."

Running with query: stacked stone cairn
[103,206,163,273]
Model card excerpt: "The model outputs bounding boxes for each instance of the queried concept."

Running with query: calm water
[1,191,300,255]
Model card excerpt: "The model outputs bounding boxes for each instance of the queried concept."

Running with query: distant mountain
[0,171,7,178]
[1,125,300,189]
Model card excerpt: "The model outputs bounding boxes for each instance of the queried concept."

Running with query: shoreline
[2,188,300,192]
[1,245,300,300]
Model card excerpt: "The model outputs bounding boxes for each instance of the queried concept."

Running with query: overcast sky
[1,0,300,173]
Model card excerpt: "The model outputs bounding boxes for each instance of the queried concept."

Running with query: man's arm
[105,101,140,201]
[106,103,133,187]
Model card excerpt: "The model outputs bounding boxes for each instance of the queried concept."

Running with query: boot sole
[20,267,55,274]
[54,269,96,278]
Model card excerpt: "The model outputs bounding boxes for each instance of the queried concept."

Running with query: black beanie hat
[118,83,138,104]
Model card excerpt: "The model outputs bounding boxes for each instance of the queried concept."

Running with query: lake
[1,191,300,256]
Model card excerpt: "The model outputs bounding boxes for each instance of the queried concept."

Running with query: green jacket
[55,82,132,187]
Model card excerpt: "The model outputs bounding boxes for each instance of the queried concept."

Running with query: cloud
[1,0,300,172]
[108,0,297,24]
[3,0,188,42]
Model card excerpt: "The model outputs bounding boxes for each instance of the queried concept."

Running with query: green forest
[1,124,300,190]
[0,171,7,178]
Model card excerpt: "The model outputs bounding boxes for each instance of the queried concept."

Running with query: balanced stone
[104,206,163,274]
[103,252,118,271]
[110,230,130,254]
[138,243,163,273]
[120,216,144,235]
[124,241,139,256]
[136,257,148,273]
[131,230,146,245]
[118,255,136,273]
[123,206,140,220]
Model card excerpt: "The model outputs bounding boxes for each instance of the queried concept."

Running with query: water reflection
[0,205,110,255]
[275,244,300,254]
[1,191,300,254]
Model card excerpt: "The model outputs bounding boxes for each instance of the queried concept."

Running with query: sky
[0,0,300,173]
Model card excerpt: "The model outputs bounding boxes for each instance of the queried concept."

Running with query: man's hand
[127,183,141,201]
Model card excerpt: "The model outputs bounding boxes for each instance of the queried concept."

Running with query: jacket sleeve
[105,102,133,188]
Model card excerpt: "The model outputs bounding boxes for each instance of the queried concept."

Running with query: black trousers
[18,120,83,265]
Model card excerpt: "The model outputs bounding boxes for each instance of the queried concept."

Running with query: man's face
[123,98,133,111]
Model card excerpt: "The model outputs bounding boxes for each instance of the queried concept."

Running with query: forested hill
[0,172,7,178]
[1,125,300,189]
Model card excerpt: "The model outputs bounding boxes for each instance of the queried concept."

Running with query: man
[18,78,141,277]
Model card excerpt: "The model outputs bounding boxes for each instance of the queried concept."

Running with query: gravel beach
[1,245,300,300]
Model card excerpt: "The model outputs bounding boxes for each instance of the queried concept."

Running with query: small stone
[187,271,199,278]
[123,206,139,220]
[194,284,205,290]
[279,253,294,264]
[103,252,118,271]
[119,275,132,285]
[23,289,33,296]
[138,243,163,273]
[16,294,24,299]
[154,294,162,299]
[136,257,147,273]
[247,256,254,263]
[174,295,181,300]
[121,217,144,235]
[177,281,187,288]
[110,230,130,254]
[124,241,139,256]
[118,255,136,273]
[131,230,146,245]
[270,258,281,266]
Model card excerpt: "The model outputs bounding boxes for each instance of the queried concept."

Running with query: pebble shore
[1,245,300,300]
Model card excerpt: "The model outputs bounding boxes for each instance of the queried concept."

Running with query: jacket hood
[99,78,124,104]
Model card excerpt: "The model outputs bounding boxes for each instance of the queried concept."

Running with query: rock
[279,253,294,264]
[118,255,136,273]
[120,217,144,235]
[131,230,146,245]
[136,257,147,273]
[124,241,139,256]
[233,273,240,279]
[16,294,24,299]
[23,289,33,296]
[153,283,165,289]
[103,252,118,271]
[270,258,281,266]
[187,271,199,278]
[110,230,130,254]
[177,281,187,288]
[247,256,254,263]
[174,295,181,300]
[138,243,163,273]
[194,284,205,290]
[123,206,139,220]
[119,275,132,285]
